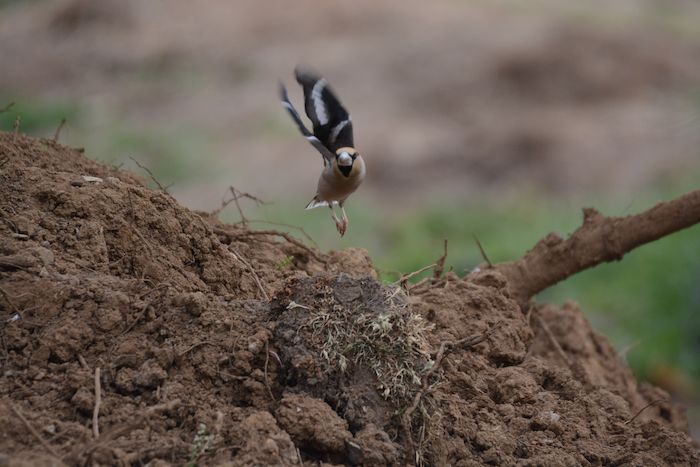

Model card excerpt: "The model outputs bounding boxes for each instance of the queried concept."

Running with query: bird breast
[317,156,365,202]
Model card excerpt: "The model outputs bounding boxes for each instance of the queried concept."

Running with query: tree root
[492,189,700,307]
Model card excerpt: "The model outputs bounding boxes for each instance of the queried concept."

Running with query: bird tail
[305,197,330,210]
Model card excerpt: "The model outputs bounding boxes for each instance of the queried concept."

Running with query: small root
[5,401,61,459]
[264,341,275,402]
[217,227,325,264]
[92,367,101,439]
[229,247,270,301]
[534,313,572,368]
[625,398,667,425]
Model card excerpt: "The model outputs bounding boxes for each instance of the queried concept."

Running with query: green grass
[104,127,214,184]
[0,97,82,137]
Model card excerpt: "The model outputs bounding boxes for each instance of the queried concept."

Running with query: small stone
[531,410,563,434]
[346,440,363,465]
[32,246,54,266]
[13,216,32,235]
[133,360,167,389]
[71,387,94,414]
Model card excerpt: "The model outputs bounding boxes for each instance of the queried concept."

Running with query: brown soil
[1,132,698,465]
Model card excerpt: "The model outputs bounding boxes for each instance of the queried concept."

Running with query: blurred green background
[1,0,698,436]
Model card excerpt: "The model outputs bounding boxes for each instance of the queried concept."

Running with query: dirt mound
[1,132,698,465]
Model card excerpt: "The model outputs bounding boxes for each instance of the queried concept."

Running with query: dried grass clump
[302,287,436,405]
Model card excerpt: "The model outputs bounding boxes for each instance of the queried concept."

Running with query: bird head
[335,147,357,177]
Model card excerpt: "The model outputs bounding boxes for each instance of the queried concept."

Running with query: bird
[279,68,365,237]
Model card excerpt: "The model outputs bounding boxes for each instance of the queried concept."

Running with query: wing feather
[295,68,355,150]
[279,83,334,166]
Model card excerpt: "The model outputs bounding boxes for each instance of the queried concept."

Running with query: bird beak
[338,152,353,167]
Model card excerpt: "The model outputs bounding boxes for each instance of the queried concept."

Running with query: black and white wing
[294,68,354,152]
[279,83,335,166]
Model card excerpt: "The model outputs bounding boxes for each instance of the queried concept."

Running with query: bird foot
[335,218,347,237]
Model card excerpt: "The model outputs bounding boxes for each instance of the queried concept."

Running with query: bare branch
[493,189,700,306]
[53,118,66,142]
[13,116,20,140]
[433,239,448,278]
[0,102,15,113]
[128,156,169,194]
[211,186,269,225]
[473,234,493,267]
[393,264,436,290]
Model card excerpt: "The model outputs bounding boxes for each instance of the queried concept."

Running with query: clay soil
[1,132,698,466]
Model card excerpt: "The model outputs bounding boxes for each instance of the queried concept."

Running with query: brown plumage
[280,68,365,236]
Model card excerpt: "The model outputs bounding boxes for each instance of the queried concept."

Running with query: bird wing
[279,83,334,167]
[295,68,355,151]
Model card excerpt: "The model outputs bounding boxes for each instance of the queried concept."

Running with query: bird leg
[329,205,345,236]
[340,205,349,236]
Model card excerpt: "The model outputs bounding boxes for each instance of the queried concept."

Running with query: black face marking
[339,164,352,177]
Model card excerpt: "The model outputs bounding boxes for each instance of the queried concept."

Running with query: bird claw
[335,219,347,237]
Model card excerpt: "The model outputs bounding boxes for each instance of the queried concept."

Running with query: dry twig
[129,156,169,193]
[121,298,157,336]
[245,219,318,248]
[393,264,436,290]
[0,102,15,113]
[92,367,101,439]
[12,116,20,140]
[229,247,270,301]
[212,186,268,225]
[218,228,325,263]
[433,239,448,278]
[5,400,61,459]
[71,399,181,463]
[264,341,275,402]
[625,398,667,425]
[78,354,91,372]
[53,118,66,142]
[534,314,571,367]
[473,234,493,267]
[177,341,219,358]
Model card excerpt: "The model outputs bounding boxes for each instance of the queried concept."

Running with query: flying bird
[280,68,365,237]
